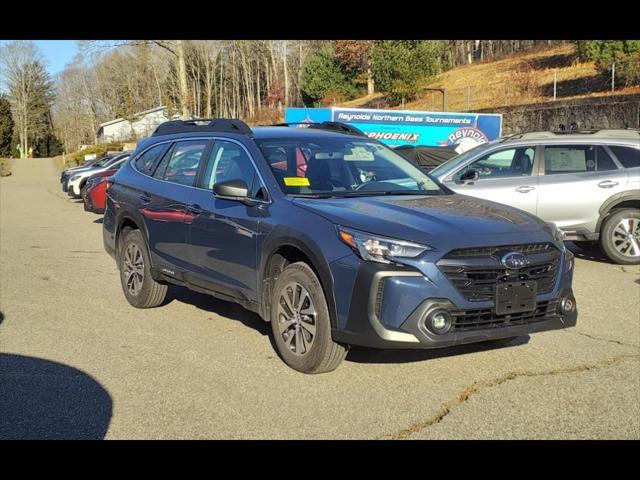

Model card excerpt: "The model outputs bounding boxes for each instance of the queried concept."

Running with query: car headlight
[70,175,80,181]
[337,226,432,264]
[564,249,574,273]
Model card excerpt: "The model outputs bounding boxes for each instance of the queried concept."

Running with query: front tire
[119,229,168,308]
[270,262,347,374]
[599,209,640,265]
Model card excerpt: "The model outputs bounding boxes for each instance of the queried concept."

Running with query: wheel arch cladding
[260,235,338,329]
[597,190,640,232]
[116,216,143,253]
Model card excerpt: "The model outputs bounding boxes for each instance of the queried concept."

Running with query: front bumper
[329,249,577,349]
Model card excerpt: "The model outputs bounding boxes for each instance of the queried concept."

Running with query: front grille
[444,242,554,258]
[452,300,559,331]
[438,243,561,302]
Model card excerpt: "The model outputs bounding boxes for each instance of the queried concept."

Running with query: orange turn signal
[339,229,357,249]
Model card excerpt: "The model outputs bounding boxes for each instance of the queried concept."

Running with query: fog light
[425,308,453,334]
[561,296,576,314]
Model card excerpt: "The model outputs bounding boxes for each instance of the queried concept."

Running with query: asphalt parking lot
[1,157,639,440]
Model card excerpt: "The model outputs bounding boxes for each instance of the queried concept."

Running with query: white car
[67,154,129,198]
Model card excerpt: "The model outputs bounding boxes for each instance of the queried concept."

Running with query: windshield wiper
[289,191,441,199]
[340,190,435,197]
[288,193,344,199]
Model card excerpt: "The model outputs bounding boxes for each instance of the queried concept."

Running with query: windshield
[256,137,447,197]
[430,143,493,177]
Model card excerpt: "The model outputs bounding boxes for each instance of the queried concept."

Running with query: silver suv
[431,129,640,265]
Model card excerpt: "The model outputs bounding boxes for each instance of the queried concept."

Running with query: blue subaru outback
[103,119,577,373]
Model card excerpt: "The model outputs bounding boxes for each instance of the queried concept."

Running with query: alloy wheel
[123,243,144,296]
[611,217,640,258]
[277,282,317,356]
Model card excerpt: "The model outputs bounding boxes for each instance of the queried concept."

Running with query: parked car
[82,161,127,214]
[394,145,459,172]
[60,154,117,192]
[103,119,577,374]
[431,130,640,265]
[67,153,130,198]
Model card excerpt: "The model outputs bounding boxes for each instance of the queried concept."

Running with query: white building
[97,106,179,143]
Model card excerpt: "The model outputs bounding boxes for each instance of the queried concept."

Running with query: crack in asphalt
[379,353,640,440]
[563,329,640,349]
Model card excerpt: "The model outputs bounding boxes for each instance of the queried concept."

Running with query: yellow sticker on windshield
[283,177,310,187]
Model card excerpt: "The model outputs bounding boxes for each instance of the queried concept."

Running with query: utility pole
[612,62,616,92]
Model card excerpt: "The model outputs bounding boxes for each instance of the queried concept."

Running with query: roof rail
[272,121,368,137]
[152,118,253,137]
[500,128,640,142]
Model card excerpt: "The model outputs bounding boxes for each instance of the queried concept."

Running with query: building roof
[98,106,169,129]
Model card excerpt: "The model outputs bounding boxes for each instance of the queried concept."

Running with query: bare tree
[0,41,45,157]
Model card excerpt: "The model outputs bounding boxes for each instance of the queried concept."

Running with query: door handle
[187,204,203,215]
[515,186,535,193]
[598,180,619,188]
[139,193,151,203]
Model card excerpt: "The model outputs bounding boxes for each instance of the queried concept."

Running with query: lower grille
[374,278,385,318]
[452,300,559,331]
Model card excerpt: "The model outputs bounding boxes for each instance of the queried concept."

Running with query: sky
[0,40,79,76]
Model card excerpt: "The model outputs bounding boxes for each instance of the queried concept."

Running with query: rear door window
[610,145,640,168]
[544,145,620,174]
[596,147,618,171]
[135,144,169,176]
[157,140,209,187]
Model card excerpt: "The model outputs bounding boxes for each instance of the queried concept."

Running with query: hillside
[340,44,640,113]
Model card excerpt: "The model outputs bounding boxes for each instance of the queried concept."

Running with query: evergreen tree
[0,95,14,157]
[301,45,358,106]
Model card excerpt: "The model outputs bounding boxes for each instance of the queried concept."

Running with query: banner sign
[285,107,502,152]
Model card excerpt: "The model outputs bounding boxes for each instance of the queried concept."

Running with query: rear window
[610,146,640,169]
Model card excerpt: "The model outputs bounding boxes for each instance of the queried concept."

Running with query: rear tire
[599,209,640,265]
[270,262,347,374]
[119,229,168,308]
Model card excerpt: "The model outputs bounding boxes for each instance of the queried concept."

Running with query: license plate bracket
[495,281,537,316]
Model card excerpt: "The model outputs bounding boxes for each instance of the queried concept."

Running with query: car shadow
[0,310,4,325]
[162,287,534,366]
[163,286,272,337]
[566,241,613,264]
[93,217,104,224]
[346,335,530,364]
[0,353,112,439]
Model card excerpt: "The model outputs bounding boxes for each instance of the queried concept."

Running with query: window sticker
[344,146,375,161]
[547,149,587,172]
[283,177,310,187]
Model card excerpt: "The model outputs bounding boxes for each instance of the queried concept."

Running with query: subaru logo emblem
[501,252,528,269]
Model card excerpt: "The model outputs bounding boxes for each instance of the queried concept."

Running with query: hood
[292,193,554,250]
[65,164,97,175]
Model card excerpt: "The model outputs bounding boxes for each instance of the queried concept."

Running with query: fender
[259,225,339,328]
[596,189,640,232]
[115,207,152,263]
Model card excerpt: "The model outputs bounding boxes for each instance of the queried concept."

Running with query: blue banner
[285,107,502,152]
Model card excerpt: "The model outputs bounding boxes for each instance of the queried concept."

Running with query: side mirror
[213,179,249,201]
[459,169,480,183]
